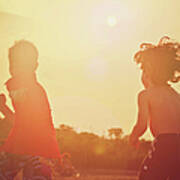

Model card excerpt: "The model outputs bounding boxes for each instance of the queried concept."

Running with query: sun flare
[107,16,118,27]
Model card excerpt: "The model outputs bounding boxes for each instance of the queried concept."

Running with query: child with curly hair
[0,40,61,179]
[130,36,180,180]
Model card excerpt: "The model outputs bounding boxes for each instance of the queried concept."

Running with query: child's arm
[0,94,14,122]
[129,90,149,147]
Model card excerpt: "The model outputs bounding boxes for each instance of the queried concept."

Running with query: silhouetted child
[0,40,61,179]
[130,36,180,180]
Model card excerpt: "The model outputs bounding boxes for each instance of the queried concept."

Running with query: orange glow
[1,0,180,140]
[94,144,106,155]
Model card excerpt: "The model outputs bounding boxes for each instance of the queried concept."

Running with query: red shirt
[1,75,61,158]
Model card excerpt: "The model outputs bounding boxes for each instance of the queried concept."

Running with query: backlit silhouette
[130,36,180,180]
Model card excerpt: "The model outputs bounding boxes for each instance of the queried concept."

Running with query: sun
[107,16,118,27]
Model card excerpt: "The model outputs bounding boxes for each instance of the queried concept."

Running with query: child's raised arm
[0,94,14,122]
[129,90,149,147]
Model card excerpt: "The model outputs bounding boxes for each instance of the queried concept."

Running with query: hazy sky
[0,0,180,139]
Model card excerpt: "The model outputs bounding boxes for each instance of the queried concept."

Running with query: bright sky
[0,0,180,139]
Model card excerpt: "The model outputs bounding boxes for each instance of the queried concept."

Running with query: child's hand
[0,94,6,109]
[129,134,140,149]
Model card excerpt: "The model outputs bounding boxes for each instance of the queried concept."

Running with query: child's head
[134,36,180,86]
[8,40,38,77]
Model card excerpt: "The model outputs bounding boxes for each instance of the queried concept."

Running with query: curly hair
[134,36,180,84]
[8,40,38,70]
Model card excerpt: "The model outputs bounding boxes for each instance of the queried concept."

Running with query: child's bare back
[144,85,180,137]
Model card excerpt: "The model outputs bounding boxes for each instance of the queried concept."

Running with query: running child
[130,36,180,180]
[0,40,61,179]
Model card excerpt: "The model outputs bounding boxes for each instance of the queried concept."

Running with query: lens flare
[107,16,118,27]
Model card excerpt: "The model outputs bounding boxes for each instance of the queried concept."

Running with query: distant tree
[108,128,123,140]
[59,124,74,132]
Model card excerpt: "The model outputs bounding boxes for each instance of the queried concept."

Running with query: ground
[58,170,138,180]
[14,169,138,180]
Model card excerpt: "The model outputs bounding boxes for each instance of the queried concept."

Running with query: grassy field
[14,169,138,180]
[57,170,138,180]
[59,176,137,180]
[59,174,138,180]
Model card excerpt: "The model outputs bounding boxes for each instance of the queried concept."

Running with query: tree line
[0,120,151,170]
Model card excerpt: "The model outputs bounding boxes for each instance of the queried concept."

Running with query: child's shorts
[0,151,61,180]
[139,134,180,180]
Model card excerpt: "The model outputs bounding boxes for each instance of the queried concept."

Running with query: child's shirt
[0,74,60,158]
